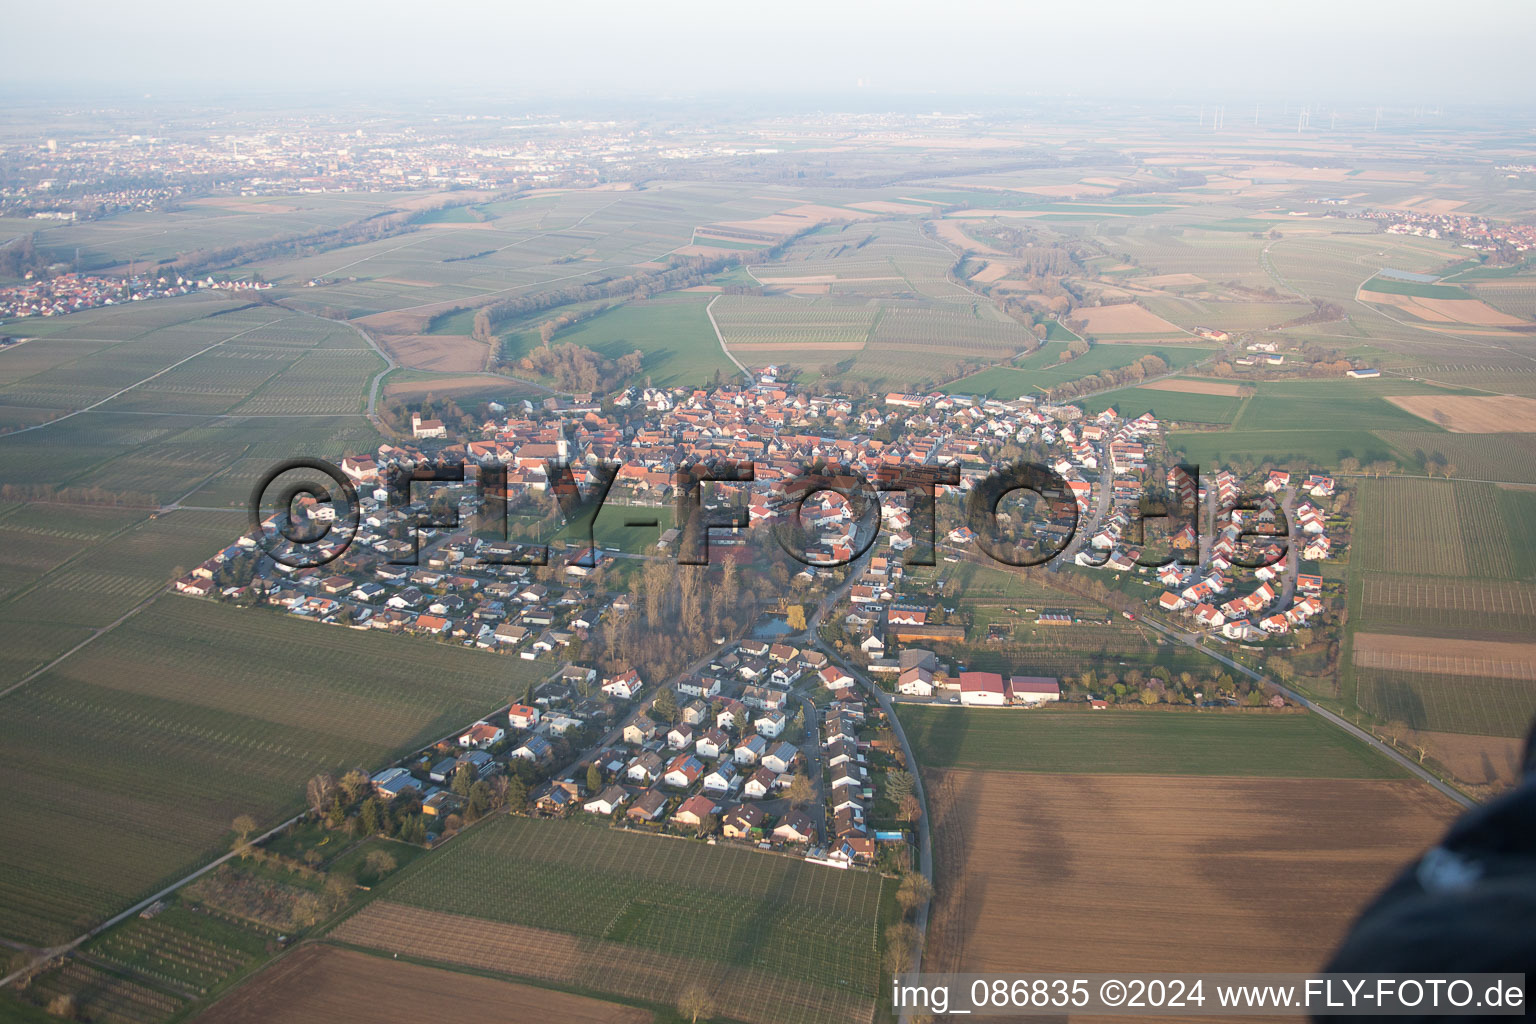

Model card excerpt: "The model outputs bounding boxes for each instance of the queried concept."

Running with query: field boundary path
[705,294,753,383]
[0,810,305,988]
[1,315,292,436]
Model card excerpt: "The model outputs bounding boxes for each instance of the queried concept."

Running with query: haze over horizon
[4,0,1535,109]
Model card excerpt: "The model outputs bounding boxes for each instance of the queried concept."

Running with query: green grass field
[549,294,735,387]
[944,344,1214,400]
[1079,385,1243,423]
[0,597,547,947]
[1168,428,1405,470]
[1231,380,1460,433]
[1360,276,1468,300]
[898,707,1406,778]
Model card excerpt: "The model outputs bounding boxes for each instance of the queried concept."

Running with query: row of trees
[169,209,418,278]
[1044,352,1169,400]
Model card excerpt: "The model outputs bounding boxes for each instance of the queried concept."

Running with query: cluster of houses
[0,273,268,319]
[174,477,625,662]
[1129,468,1335,640]
[177,370,1165,660]
[575,641,812,839]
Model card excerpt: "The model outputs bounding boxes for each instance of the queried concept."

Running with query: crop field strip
[1354,478,1532,579]
[1375,431,1536,483]
[331,904,879,1024]
[1356,665,1536,739]
[1357,574,1536,639]
[85,904,264,998]
[338,816,884,1024]
[942,344,1214,400]
[22,960,185,1024]
[1388,364,1536,397]
[197,944,655,1024]
[898,707,1405,778]
[0,597,547,946]
[1352,633,1536,683]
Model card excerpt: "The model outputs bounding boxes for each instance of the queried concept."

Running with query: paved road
[1138,615,1474,810]
[789,690,827,842]
[819,644,933,1022]
[1060,460,1114,566]
[791,547,934,1020]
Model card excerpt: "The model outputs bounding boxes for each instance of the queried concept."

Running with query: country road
[1138,615,1474,810]
[793,548,934,1021]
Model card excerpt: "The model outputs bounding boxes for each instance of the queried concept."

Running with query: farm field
[922,771,1457,976]
[0,597,546,947]
[1229,379,1463,433]
[1385,394,1536,432]
[1355,664,1536,746]
[897,707,1405,778]
[1353,478,1532,579]
[1079,385,1243,423]
[1374,431,1536,483]
[1072,302,1184,336]
[330,816,886,1024]
[0,303,380,421]
[199,944,651,1024]
[1467,277,1536,320]
[1356,574,1536,640]
[1347,477,1536,789]
[1353,632,1536,682]
[943,344,1213,400]
[549,294,735,387]
[0,506,253,683]
[1167,428,1404,471]
[710,295,877,349]
[30,193,411,272]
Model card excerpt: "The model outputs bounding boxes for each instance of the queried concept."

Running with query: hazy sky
[6,0,1535,106]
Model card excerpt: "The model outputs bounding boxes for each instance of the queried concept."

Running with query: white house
[761,741,798,774]
[1007,676,1060,705]
[583,786,629,815]
[702,762,738,794]
[601,669,644,700]
[897,667,934,697]
[507,703,541,730]
[458,722,505,748]
[959,671,1006,707]
[734,734,768,764]
[695,727,729,759]
[754,710,787,738]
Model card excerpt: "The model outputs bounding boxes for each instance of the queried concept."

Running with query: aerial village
[176,366,1346,867]
[0,272,271,319]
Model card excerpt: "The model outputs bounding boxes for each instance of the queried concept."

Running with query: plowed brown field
[200,944,651,1024]
[923,771,1456,977]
